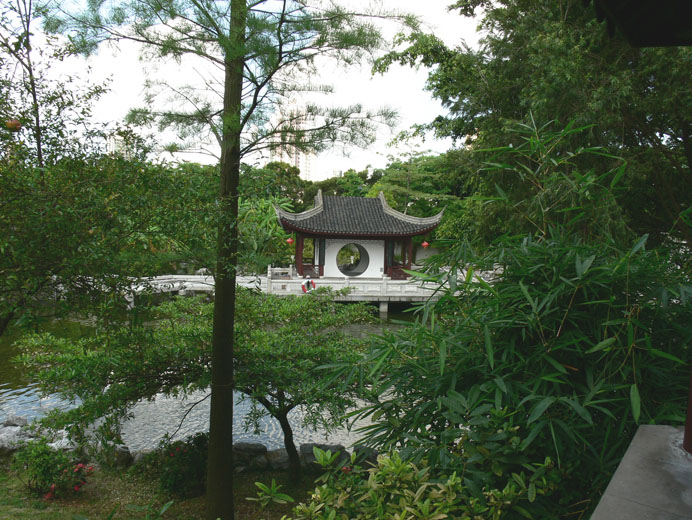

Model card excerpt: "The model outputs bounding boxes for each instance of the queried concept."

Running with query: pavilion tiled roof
[275,190,444,237]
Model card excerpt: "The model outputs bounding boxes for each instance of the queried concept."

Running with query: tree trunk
[206,2,246,519]
[0,313,13,338]
[18,1,44,169]
[277,411,303,481]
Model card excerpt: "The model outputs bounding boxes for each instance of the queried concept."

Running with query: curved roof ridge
[274,189,324,222]
[276,190,444,236]
[377,191,445,225]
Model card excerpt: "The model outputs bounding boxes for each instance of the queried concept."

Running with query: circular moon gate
[337,243,369,276]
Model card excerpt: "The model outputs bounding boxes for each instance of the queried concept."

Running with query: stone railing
[265,267,441,302]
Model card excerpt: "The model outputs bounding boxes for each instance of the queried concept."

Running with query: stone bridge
[127,267,443,314]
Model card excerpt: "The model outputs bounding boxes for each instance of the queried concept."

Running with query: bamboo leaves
[630,384,641,424]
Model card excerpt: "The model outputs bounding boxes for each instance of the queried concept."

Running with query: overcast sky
[69,1,480,180]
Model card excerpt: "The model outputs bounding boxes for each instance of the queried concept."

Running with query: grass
[0,459,314,520]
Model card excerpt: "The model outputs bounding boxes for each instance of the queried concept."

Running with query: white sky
[67,1,480,180]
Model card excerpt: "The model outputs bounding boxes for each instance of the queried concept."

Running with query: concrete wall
[414,245,441,263]
[323,238,385,278]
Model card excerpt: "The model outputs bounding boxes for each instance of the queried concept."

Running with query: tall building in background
[269,140,314,181]
[107,133,133,159]
[267,99,316,181]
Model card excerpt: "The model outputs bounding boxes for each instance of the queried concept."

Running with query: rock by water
[1,416,364,474]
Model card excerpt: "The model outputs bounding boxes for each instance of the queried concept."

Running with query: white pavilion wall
[323,238,385,278]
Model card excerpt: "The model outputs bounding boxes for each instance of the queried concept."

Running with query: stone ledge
[592,425,692,519]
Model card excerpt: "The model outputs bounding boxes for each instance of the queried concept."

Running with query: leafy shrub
[18,290,373,482]
[246,479,294,509]
[157,432,208,497]
[347,230,692,516]
[12,439,93,498]
[337,122,692,517]
[285,447,556,519]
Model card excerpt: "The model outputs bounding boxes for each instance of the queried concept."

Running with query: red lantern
[286,237,294,245]
[422,241,430,249]
[5,119,21,132]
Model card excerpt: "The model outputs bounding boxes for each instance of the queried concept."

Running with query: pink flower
[341,466,352,474]
[74,485,80,492]
[44,484,56,499]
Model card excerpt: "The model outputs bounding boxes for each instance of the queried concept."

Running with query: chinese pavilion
[275,190,444,280]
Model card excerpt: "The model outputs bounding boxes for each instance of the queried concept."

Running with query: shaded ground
[0,460,313,520]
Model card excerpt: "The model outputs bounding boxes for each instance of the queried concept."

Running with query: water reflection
[122,390,365,451]
[0,382,72,422]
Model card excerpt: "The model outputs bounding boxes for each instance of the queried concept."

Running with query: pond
[0,304,411,451]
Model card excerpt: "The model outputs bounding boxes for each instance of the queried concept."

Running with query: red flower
[74,485,80,492]
[44,484,56,500]
[341,466,352,474]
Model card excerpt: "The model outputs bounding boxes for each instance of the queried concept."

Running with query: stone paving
[592,425,692,519]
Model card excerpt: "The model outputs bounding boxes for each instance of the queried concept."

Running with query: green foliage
[240,162,308,206]
[18,290,375,468]
[311,447,345,484]
[304,168,379,203]
[462,118,629,245]
[352,235,692,514]
[376,0,692,244]
[370,120,631,248]
[12,439,93,497]
[0,0,210,337]
[19,0,409,515]
[238,197,293,274]
[366,154,457,218]
[334,170,368,197]
[285,448,556,520]
[0,0,111,167]
[334,125,692,517]
[156,432,209,498]
[0,148,220,336]
[49,1,401,162]
[246,479,294,509]
[233,289,375,478]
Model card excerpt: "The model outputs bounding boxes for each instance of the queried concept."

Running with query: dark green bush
[156,432,208,497]
[349,230,692,516]
[338,122,692,518]
[12,439,93,497]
